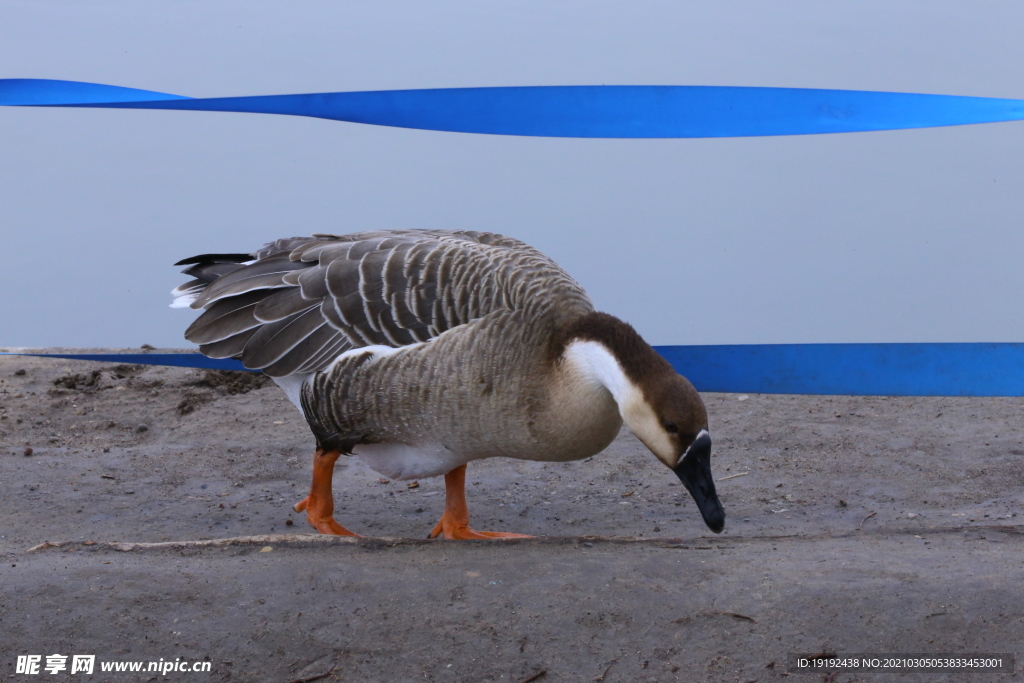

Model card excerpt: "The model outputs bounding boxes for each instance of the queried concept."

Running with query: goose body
[174,229,724,536]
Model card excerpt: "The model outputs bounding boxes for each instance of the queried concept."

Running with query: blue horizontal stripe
[0,352,247,372]
[3,78,1024,138]
[5,344,1024,396]
[654,343,1024,396]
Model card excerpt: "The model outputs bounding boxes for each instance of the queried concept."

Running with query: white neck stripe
[563,339,678,467]
[563,340,636,405]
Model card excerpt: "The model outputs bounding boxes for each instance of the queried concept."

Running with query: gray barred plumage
[297,306,623,475]
[177,230,593,378]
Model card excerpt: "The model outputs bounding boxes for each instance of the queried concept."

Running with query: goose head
[561,312,726,533]
[621,374,724,534]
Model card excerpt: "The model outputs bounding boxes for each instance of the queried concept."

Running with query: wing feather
[243,307,326,369]
[254,288,317,323]
[200,327,259,359]
[185,290,267,344]
[296,266,330,300]
[262,321,339,377]
[192,255,306,308]
[176,229,592,376]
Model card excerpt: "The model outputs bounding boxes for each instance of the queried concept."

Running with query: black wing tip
[174,253,253,267]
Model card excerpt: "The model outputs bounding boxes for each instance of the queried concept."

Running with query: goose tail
[170,253,253,309]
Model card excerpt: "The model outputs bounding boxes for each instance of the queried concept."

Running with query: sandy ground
[1,351,1022,682]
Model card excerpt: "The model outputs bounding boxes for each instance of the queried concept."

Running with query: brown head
[557,312,725,533]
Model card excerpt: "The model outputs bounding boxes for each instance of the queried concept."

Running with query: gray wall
[2,1,1023,348]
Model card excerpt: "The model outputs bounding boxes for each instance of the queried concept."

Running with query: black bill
[673,432,725,533]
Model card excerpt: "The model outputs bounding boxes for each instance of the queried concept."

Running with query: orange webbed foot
[428,464,532,540]
[294,494,360,537]
[428,514,532,540]
[295,447,361,537]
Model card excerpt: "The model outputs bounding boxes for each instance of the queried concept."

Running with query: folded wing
[175,230,591,377]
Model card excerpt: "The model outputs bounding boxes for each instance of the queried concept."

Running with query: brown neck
[553,311,675,385]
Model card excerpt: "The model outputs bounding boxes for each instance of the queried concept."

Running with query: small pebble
[14,369,26,376]
[415,507,424,513]
[136,424,149,433]
[407,481,419,489]
[285,519,293,526]
[378,478,391,484]
[23,446,33,456]
[653,526,661,532]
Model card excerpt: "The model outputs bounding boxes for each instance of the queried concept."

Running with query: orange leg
[429,464,532,540]
[293,448,360,536]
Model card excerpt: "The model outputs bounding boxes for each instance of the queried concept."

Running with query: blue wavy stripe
[4,344,1023,396]
[3,78,1024,137]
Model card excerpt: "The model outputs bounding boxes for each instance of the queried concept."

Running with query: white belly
[352,442,472,480]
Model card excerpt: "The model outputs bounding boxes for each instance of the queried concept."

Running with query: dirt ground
[1,351,1022,682]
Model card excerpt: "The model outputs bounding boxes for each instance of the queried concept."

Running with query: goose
[172,229,724,538]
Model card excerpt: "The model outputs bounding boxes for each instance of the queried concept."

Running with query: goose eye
[663,421,679,434]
